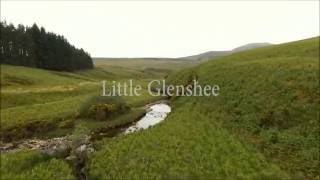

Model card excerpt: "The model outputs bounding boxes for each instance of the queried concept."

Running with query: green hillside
[88,37,319,179]
[0,60,178,141]
[1,37,318,179]
[0,60,180,179]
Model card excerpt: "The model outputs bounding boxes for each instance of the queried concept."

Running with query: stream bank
[0,100,172,180]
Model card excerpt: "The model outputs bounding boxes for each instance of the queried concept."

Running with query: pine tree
[0,21,93,71]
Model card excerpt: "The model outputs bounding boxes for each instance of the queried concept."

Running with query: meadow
[1,37,319,179]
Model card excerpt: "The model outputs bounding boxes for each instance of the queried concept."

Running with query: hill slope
[232,42,271,52]
[180,50,231,61]
[181,42,272,61]
[88,37,319,179]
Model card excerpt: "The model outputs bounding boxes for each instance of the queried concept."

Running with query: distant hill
[94,43,272,63]
[180,51,231,61]
[93,57,183,62]
[232,42,272,52]
[181,42,272,61]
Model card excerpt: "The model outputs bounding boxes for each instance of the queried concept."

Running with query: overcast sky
[1,1,319,58]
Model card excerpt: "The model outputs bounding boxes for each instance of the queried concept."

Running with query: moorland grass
[89,102,288,179]
[0,61,171,141]
[1,150,75,180]
[1,37,318,179]
[88,37,319,179]
[0,58,180,179]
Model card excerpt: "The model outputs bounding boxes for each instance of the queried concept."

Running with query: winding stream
[0,102,172,153]
[0,102,172,180]
[125,103,171,133]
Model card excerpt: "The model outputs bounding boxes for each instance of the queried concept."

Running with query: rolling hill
[181,42,272,61]
[88,37,319,179]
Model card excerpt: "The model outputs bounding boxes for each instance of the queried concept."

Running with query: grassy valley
[0,37,319,179]
[0,57,192,179]
[1,57,189,140]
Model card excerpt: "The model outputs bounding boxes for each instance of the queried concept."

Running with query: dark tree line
[0,21,94,71]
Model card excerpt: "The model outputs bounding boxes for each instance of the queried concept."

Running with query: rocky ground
[0,135,94,180]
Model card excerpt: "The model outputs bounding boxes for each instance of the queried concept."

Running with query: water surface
[125,103,171,133]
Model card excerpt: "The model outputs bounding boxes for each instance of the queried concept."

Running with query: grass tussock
[78,95,130,120]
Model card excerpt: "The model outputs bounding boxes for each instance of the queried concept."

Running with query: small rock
[0,143,14,151]
[71,135,90,149]
[42,140,71,158]
[74,144,88,159]
[65,155,77,163]
[86,147,95,153]
[77,144,87,153]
